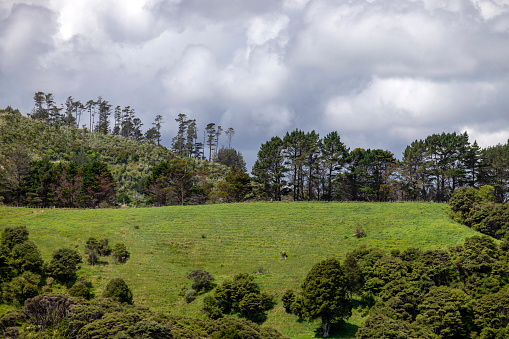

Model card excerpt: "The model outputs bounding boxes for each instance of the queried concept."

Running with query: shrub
[213,327,242,339]
[187,270,215,292]
[126,320,173,339]
[68,282,91,300]
[203,295,224,320]
[185,289,197,303]
[112,242,130,263]
[281,290,296,313]
[103,278,133,304]
[354,226,367,238]
[1,226,29,250]
[203,273,274,323]
[46,248,82,284]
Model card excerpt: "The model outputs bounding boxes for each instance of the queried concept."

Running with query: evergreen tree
[300,258,352,337]
[321,131,349,200]
[95,97,111,135]
[252,136,286,201]
[206,123,217,161]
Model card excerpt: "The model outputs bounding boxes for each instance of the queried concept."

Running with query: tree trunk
[322,318,331,338]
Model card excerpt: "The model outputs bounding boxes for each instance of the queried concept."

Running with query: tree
[144,159,195,206]
[77,161,116,207]
[300,258,352,337]
[225,127,235,149]
[95,97,111,135]
[415,286,472,338]
[185,119,198,157]
[215,147,246,170]
[321,131,349,200]
[187,270,215,292]
[204,273,274,323]
[85,237,110,265]
[252,136,286,201]
[103,278,133,304]
[217,166,251,203]
[172,113,189,154]
[112,242,130,263]
[154,114,163,146]
[47,248,82,284]
[283,130,307,201]
[1,226,29,250]
[10,241,43,274]
[206,123,217,161]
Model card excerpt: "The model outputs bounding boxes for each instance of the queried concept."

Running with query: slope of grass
[0,202,481,338]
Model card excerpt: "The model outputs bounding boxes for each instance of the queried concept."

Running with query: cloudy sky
[2,0,509,168]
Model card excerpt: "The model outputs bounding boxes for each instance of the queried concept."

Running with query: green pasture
[0,202,481,338]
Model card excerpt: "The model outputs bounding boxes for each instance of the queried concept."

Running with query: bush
[185,289,197,303]
[203,273,274,323]
[46,248,82,284]
[68,282,91,300]
[112,242,130,263]
[1,226,29,250]
[213,327,242,339]
[281,290,296,313]
[354,226,366,238]
[103,278,133,304]
[126,320,173,339]
[203,295,224,320]
[187,270,215,292]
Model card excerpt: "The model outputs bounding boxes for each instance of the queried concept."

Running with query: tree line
[28,92,238,161]
[252,130,509,203]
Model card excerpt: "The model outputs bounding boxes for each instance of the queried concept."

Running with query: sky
[2,0,509,169]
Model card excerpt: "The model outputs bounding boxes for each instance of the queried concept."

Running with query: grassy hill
[0,202,481,338]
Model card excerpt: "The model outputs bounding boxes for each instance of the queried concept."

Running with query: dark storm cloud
[2,0,509,168]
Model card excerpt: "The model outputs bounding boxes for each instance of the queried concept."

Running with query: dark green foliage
[10,240,43,274]
[281,289,296,313]
[299,258,352,337]
[47,248,82,284]
[78,161,116,207]
[204,273,274,323]
[69,282,92,300]
[112,242,130,263]
[145,158,205,206]
[356,313,437,339]
[187,269,215,292]
[350,235,509,339]
[203,295,224,319]
[0,310,26,339]
[215,147,246,170]
[1,226,29,250]
[415,286,472,338]
[448,185,509,239]
[2,271,41,304]
[217,166,252,202]
[103,278,133,304]
[213,327,242,339]
[473,288,509,330]
[126,319,173,339]
[85,237,111,265]
[252,136,286,201]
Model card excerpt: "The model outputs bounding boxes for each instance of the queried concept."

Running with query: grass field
[0,202,481,338]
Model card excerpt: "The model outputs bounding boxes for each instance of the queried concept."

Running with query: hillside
[0,112,228,205]
[0,202,481,338]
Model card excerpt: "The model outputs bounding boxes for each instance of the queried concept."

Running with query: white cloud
[3,0,509,167]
